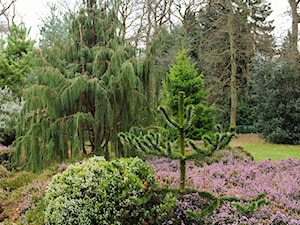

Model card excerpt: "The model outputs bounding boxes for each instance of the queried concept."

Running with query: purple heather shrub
[13,181,50,216]
[58,158,88,171]
[13,158,89,217]
[162,192,213,225]
[148,153,300,224]
[58,162,70,172]
[0,144,10,151]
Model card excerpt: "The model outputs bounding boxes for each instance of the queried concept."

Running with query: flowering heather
[58,158,88,171]
[0,144,10,151]
[148,154,300,224]
[12,181,50,217]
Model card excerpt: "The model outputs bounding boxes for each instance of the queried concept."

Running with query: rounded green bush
[44,156,175,225]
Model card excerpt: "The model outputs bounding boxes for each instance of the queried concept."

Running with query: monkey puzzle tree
[13,0,156,172]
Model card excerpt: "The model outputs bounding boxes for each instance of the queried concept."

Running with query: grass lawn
[245,142,300,161]
[230,134,300,161]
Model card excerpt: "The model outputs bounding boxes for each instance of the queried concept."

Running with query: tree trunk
[288,0,299,63]
[227,0,237,129]
[178,92,186,192]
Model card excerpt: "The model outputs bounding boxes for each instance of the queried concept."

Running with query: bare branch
[0,0,16,16]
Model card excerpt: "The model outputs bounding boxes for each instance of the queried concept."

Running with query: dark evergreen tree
[14,0,156,172]
[162,45,215,140]
[251,57,300,145]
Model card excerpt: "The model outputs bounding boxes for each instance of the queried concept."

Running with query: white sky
[14,0,55,41]
[5,0,294,45]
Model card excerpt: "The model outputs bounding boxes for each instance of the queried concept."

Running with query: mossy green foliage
[162,45,215,140]
[0,171,37,190]
[0,165,9,178]
[14,0,157,172]
[0,147,13,162]
[43,156,175,225]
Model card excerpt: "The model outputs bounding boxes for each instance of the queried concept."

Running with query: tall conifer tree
[162,45,215,140]
[14,0,156,172]
[0,23,35,97]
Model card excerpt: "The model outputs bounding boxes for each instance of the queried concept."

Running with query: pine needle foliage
[162,45,215,140]
[13,0,156,172]
[0,23,35,96]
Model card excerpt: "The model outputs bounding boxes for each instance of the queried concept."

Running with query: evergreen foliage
[162,45,215,140]
[14,0,157,172]
[120,92,234,192]
[0,22,35,96]
[200,124,236,152]
[39,3,71,47]
[44,156,175,224]
[251,57,300,145]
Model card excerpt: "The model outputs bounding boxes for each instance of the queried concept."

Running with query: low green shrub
[0,147,14,171]
[0,171,37,190]
[0,165,9,178]
[0,148,12,162]
[44,156,175,225]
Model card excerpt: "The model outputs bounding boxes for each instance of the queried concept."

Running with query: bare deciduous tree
[0,0,17,34]
[288,0,300,61]
[118,0,174,50]
[0,0,16,16]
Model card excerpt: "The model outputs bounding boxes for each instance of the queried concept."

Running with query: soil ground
[230,133,265,148]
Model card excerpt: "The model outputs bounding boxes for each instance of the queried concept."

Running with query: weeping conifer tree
[13,0,156,172]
